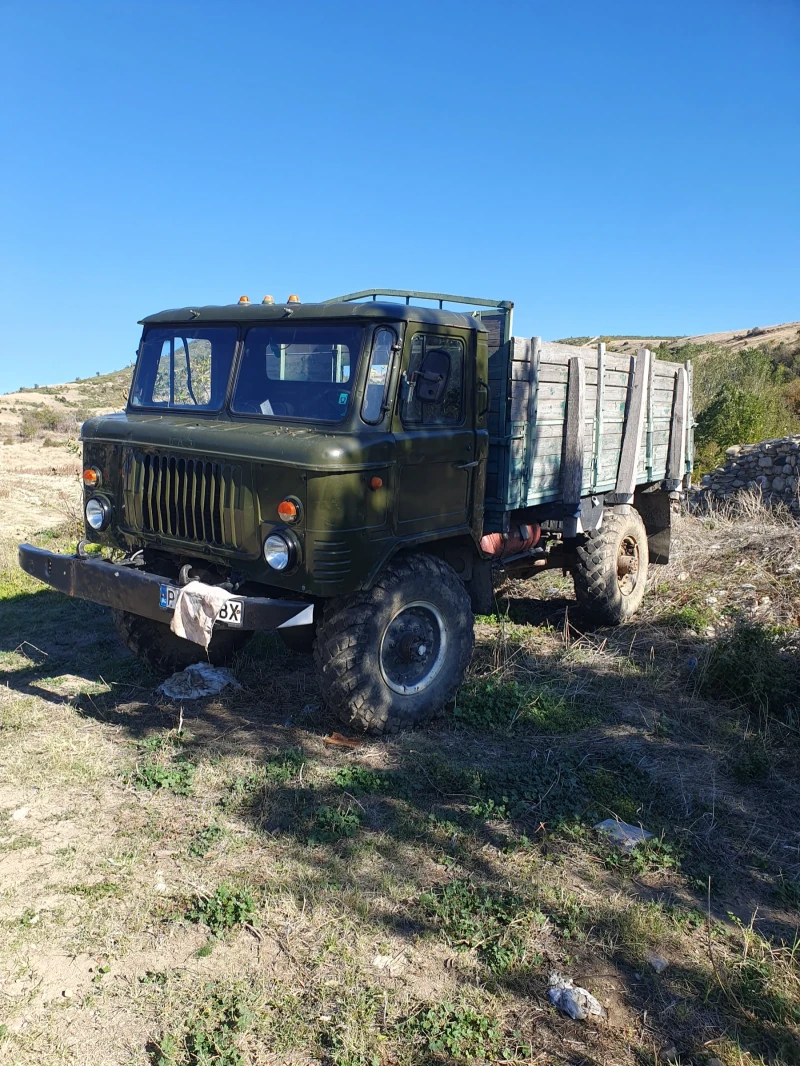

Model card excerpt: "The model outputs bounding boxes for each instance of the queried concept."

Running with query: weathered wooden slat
[591,342,605,491]
[646,350,655,481]
[685,358,694,478]
[665,366,688,487]
[539,340,599,364]
[511,337,531,361]
[614,348,651,504]
[535,397,629,420]
[537,364,633,389]
[524,337,541,500]
[561,355,585,536]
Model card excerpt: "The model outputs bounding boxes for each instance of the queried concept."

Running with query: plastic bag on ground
[547,972,606,1020]
[594,818,654,850]
[157,662,242,700]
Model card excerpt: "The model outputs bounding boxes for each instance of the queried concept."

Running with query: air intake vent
[313,537,352,584]
[122,448,242,549]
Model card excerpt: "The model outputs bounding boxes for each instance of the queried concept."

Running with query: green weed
[186,884,255,934]
[583,757,658,825]
[726,737,771,784]
[404,1003,506,1063]
[188,824,225,859]
[133,758,195,795]
[603,837,682,876]
[454,679,598,735]
[418,879,534,972]
[220,748,306,811]
[70,880,122,901]
[775,872,800,910]
[151,985,252,1066]
[700,623,800,721]
[308,805,361,845]
[262,746,306,783]
[544,887,590,941]
[332,765,387,793]
[657,603,714,631]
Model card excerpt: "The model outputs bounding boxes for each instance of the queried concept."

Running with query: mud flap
[633,489,672,565]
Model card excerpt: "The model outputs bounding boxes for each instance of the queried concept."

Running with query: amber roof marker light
[262,295,274,304]
[287,294,300,303]
[238,295,250,304]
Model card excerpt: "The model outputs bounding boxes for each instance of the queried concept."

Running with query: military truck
[19,288,693,733]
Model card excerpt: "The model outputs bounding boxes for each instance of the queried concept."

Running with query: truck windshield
[232,324,363,422]
[130,327,237,411]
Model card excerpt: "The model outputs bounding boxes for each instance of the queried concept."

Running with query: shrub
[18,406,69,439]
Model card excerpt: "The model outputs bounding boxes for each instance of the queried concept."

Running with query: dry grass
[1,502,800,1064]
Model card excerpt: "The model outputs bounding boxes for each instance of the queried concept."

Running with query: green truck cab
[19,288,693,733]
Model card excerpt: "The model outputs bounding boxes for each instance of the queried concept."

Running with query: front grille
[122,448,243,549]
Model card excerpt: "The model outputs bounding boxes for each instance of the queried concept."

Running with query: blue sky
[0,0,798,393]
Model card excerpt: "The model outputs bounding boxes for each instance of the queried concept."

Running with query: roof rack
[323,288,514,343]
[323,288,512,311]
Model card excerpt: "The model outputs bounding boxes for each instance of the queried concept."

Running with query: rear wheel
[572,507,649,625]
[112,610,252,674]
[314,553,474,734]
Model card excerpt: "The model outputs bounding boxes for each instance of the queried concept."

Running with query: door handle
[455,460,480,470]
[477,380,490,419]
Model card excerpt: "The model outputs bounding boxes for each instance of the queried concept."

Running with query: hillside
[559,320,800,356]
[0,367,133,538]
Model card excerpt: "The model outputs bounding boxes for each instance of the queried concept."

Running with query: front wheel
[112,610,252,674]
[572,507,649,625]
[313,553,474,734]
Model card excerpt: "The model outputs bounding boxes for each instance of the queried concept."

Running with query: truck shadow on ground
[2,581,800,1064]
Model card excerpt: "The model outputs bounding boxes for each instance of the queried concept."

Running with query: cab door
[392,328,475,537]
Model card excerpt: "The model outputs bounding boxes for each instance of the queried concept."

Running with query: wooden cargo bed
[485,336,693,529]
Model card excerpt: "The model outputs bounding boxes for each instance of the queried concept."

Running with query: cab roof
[139,300,488,331]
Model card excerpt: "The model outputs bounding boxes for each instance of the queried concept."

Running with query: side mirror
[414,348,451,403]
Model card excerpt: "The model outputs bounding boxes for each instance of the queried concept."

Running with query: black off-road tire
[313,553,474,734]
[112,610,252,674]
[572,507,649,625]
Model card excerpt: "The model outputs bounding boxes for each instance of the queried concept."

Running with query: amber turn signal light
[277,498,300,523]
[369,477,383,490]
[83,467,101,488]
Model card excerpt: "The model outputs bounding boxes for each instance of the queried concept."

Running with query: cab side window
[361,327,396,423]
[401,334,465,426]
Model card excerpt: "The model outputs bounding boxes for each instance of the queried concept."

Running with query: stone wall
[695,436,800,512]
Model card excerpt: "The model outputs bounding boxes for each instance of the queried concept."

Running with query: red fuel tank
[480,523,541,559]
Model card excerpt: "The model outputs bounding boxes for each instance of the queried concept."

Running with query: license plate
[158,584,244,627]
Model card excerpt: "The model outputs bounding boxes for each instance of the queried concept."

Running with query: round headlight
[264,531,292,570]
[85,496,111,532]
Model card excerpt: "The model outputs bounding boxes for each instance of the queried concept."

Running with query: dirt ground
[2,499,800,1065]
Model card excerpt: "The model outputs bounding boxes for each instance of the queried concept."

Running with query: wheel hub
[617,535,640,595]
[379,601,447,695]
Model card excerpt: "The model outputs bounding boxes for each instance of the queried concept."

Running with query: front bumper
[18,544,313,631]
